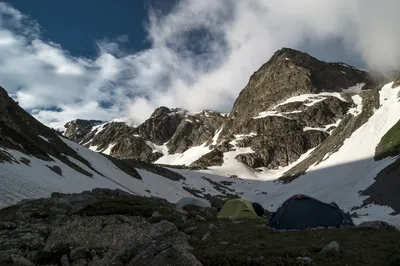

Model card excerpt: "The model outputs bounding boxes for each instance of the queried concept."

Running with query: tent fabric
[217,198,259,219]
[268,194,354,230]
[175,197,211,212]
[252,202,265,217]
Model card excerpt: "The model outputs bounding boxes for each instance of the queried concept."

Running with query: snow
[273,92,346,109]
[242,82,400,226]
[88,145,99,152]
[146,141,169,154]
[344,83,365,93]
[155,128,223,166]
[253,111,287,119]
[348,95,363,116]
[39,135,49,142]
[91,123,107,136]
[155,143,211,165]
[102,143,116,155]
[303,119,342,133]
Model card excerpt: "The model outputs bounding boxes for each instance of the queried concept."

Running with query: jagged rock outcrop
[135,107,186,145]
[63,119,104,142]
[190,149,224,169]
[167,111,226,154]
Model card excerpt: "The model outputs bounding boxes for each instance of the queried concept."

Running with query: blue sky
[0,1,399,128]
[6,0,177,57]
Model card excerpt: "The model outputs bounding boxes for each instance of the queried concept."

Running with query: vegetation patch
[375,119,400,160]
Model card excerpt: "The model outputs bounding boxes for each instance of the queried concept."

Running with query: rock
[297,256,313,263]
[44,215,148,255]
[88,255,103,266]
[71,258,88,266]
[0,221,17,230]
[321,241,340,254]
[358,220,391,229]
[10,254,35,266]
[106,220,202,266]
[0,253,11,264]
[151,211,161,218]
[184,227,197,234]
[70,247,87,261]
[209,223,216,229]
[63,119,105,142]
[196,215,206,221]
[60,254,70,266]
[202,232,211,241]
[26,251,39,262]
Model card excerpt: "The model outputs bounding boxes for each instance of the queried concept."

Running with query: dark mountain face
[62,48,386,170]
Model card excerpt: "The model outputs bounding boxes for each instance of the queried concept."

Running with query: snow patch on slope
[273,92,346,109]
[154,127,224,166]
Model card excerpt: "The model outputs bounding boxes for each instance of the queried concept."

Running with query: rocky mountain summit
[60,48,387,172]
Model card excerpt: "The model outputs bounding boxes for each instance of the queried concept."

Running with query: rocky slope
[0,188,399,266]
[0,84,244,209]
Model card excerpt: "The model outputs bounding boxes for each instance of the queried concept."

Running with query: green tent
[217,198,259,219]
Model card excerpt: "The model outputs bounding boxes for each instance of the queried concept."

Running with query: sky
[0,0,400,128]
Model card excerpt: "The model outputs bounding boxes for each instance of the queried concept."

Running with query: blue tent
[268,194,354,230]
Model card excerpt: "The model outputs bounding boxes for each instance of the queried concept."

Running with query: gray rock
[202,232,211,241]
[70,247,87,261]
[358,220,391,229]
[10,254,35,266]
[88,255,103,266]
[0,253,11,264]
[297,256,313,263]
[63,119,105,142]
[0,221,17,230]
[44,215,148,254]
[321,241,340,254]
[196,215,206,221]
[60,254,70,266]
[26,251,39,263]
[106,220,202,266]
[71,258,88,266]
[151,211,161,218]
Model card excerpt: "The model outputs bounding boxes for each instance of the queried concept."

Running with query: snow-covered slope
[0,136,240,208]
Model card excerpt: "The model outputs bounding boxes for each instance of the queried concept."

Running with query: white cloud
[0,1,400,128]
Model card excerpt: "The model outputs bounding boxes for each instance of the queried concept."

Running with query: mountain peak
[229,47,381,120]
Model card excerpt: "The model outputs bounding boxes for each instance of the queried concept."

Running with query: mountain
[60,47,385,171]
[1,47,400,229]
